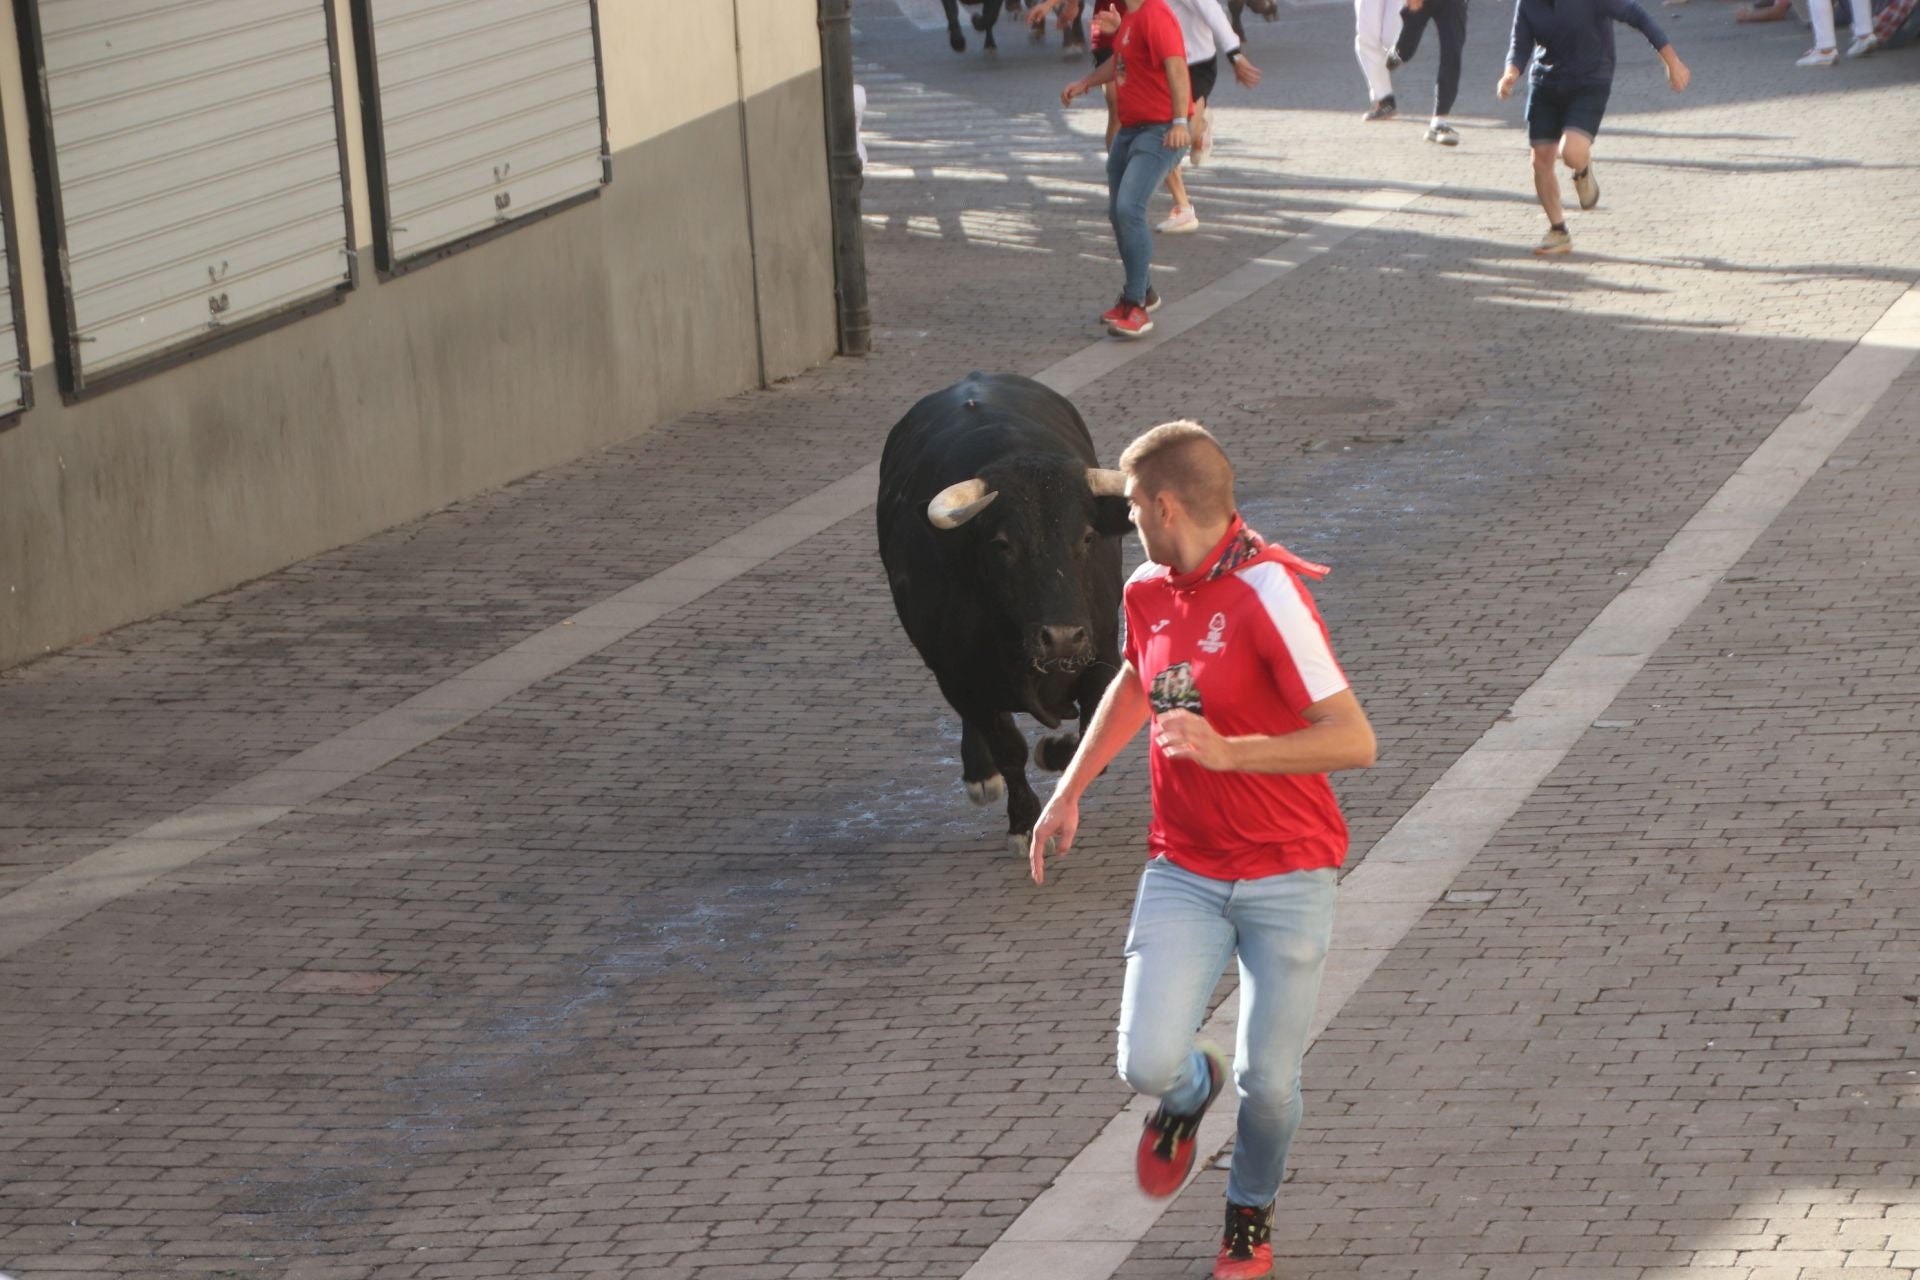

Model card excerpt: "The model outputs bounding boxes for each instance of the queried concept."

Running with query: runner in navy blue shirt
[1496,0,1689,255]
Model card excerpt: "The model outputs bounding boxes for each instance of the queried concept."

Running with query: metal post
[818,0,871,357]
[730,0,769,388]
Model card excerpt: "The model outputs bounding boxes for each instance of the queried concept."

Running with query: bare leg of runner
[1532,141,1565,226]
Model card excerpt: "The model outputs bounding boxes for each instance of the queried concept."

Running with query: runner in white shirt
[1094,0,1261,236]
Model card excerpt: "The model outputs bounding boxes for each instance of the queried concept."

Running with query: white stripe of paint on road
[957,286,1920,1280]
[0,192,1421,961]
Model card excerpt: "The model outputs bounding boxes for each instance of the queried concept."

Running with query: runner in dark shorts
[1525,81,1609,143]
[1497,0,1689,255]
[1118,0,1260,237]
[1187,53,1219,102]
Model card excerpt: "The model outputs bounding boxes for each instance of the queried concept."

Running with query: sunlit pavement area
[2,1,1918,1276]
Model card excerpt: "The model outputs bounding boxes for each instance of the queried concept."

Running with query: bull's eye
[1082,529,1096,547]
[989,533,1013,555]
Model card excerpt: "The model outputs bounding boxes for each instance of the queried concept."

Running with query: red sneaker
[1214,1200,1275,1280]
[1106,303,1155,340]
[1098,288,1159,323]
[1135,1047,1225,1196]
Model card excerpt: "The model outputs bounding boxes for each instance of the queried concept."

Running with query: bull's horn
[1086,468,1128,497]
[927,479,999,529]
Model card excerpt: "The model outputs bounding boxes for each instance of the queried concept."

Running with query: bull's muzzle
[1030,624,1094,673]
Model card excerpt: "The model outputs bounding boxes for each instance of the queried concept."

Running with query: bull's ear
[1092,495,1133,538]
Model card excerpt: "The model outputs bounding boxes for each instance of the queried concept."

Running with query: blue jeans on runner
[1106,122,1187,306]
[1117,857,1338,1208]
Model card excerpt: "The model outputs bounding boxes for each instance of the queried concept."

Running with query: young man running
[1030,422,1376,1280]
[1064,0,1191,338]
[1093,0,1261,234]
[1498,0,1689,255]
[1387,0,1470,144]
[1354,0,1405,120]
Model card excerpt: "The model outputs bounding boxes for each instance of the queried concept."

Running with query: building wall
[0,1,839,668]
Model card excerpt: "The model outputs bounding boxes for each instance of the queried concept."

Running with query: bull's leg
[941,0,966,51]
[1037,660,1118,771]
[976,0,1003,51]
[960,718,1004,807]
[979,712,1040,855]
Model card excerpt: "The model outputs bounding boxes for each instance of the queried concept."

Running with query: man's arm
[1655,44,1689,90]
[1194,0,1265,88]
[1028,660,1151,885]
[1603,0,1689,88]
[1505,0,1536,76]
[1194,0,1242,62]
[1154,688,1377,775]
[1063,55,1121,107]
[1605,0,1670,48]
[1164,58,1192,146]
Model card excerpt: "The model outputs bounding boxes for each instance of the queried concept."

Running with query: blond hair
[1118,420,1236,524]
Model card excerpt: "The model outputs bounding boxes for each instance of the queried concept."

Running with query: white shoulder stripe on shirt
[1240,562,1347,704]
[1126,559,1171,587]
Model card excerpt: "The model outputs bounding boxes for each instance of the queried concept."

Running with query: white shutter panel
[367,0,607,267]
[33,0,352,385]
[0,197,24,415]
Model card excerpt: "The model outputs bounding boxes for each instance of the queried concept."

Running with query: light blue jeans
[1106,122,1187,306]
[1117,857,1338,1208]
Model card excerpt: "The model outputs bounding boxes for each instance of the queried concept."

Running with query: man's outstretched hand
[1028,791,1080,885]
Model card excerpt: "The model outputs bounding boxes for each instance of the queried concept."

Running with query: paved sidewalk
[2,2,1917,1277]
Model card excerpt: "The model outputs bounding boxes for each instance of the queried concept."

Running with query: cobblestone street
[2,1,1917,1277]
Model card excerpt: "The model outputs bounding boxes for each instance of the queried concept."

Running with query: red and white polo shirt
[1122,517,1351,881]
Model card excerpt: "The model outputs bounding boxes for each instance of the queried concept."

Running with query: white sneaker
[1845,32,1877,55]
[1157,206,1200,234]
[1572,162,1599,210]
[1796,46,1838,64]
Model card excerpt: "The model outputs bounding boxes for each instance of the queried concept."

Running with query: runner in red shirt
[1061,0,1191,339]
[1031,0,1122,141]
[1029,421,1376,1280]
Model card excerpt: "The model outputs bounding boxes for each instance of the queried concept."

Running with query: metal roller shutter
[22,0,354,391]
[360,0,608,271]
[0,149,27,416]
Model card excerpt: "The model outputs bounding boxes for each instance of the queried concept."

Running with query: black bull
[877,373,1132,851]
[941,0,1006,54]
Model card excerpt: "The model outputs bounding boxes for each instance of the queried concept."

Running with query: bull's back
[881,374,1094,490]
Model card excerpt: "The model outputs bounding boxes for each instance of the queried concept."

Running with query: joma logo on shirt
[1197,612,1229,654]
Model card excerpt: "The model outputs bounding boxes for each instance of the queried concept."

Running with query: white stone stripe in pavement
[960,288,1920,1280]
[0,192,1421,961]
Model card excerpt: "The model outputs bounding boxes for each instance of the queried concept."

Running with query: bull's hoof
[1036,733,1079,772]
[966,775,1006,806]
[949,27,966,51]
[1016,831,1057,860]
